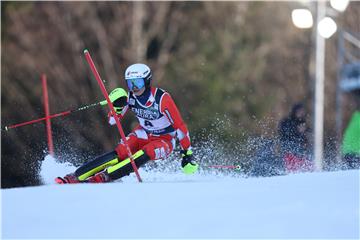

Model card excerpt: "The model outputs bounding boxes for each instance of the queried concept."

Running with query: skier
[56,63,198,183]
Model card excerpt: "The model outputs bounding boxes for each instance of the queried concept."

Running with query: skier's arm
[160,93,191,150]
[160,93,197,174]
[108,105,129,125]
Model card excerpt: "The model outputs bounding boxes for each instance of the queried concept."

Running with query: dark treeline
[2,1,359,188]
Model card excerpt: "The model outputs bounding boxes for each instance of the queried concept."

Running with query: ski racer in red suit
[56,63,198,184]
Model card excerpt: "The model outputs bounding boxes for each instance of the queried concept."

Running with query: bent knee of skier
[115,135,139,159]
[142,140,172,160]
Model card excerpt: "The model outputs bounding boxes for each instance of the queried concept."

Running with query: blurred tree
[1,1,359,187]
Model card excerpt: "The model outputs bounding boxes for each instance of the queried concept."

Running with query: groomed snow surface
[2,155,359,239]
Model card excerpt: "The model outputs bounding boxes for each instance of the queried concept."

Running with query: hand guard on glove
[180,149,198,174]
[108,115,116,125]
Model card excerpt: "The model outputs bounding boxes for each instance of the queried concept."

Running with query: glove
[100,88,128,114]
[108,116,116,125]
[180,149,198,174]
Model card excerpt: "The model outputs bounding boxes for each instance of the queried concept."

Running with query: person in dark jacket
[278,103,312,173]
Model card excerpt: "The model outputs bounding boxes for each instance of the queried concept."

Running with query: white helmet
[124,63,152,90]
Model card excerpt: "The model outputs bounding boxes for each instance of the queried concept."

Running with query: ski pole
[83,49,143,183]
[206,165,242,171]
[2,101,101,131]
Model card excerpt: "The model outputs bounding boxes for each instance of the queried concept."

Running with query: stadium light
[318,17,337,39]
[330,0,349,12]
[291,9,313,29]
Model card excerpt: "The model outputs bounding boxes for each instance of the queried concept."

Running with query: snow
[1,155,359,239]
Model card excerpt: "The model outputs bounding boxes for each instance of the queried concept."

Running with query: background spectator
[278,103,312,173]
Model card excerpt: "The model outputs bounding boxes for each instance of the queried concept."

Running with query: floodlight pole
[313,1,326,171]
[335,30,345,164]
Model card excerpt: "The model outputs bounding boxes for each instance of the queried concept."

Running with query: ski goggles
[126,78,145,91]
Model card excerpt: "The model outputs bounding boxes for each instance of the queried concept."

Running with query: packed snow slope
[2,156,359,239]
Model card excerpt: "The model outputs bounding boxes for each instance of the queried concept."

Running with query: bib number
[144,120,154,127]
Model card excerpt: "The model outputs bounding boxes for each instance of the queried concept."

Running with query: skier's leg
[58,134,139,183]
[106,149,151,180]
[104,138,173,181]
[142,139,173,160]
[75,151,119,181]
[114,133,141,160]
[84,134,143,183]
[55,151,120,183]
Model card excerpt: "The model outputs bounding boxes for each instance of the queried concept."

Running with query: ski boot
[86,171,111,183]
[55,173,81,184]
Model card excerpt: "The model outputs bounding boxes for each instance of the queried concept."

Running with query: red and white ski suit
[111,87,191,161]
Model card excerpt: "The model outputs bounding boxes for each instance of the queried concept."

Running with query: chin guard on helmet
[100,88,128,114]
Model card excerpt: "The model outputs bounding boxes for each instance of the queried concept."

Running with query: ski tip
[83,49,89,54]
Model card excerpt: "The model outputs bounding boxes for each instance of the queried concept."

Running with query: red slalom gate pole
[42,74,55,156]
[83,49,142,183]
[3,111,70,131]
